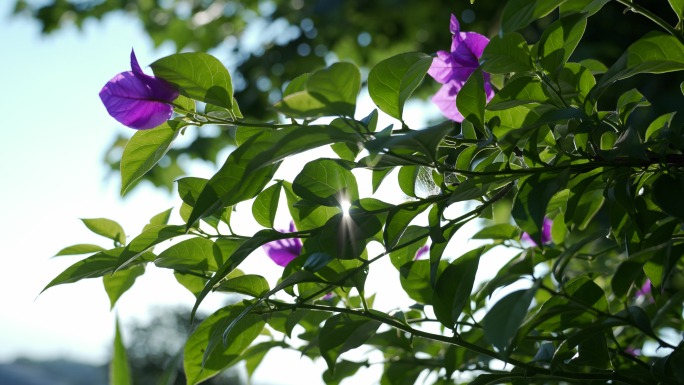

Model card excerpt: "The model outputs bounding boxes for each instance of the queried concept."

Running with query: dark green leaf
[653,173,684,221]
[398,166,420,198]
[482,287,537,352]
[501,0,567,33]
[151,53,234,110]
[384,202,431,250]
[368,52,433,120]
[456,68,487,131]
[319,313,381,375]
[400,259,446,304]
[512,170,569,248]
[433,247,485,329]
[322,360,366,385]
[559,0,610,17]
[472,224,520,240]
[283,181,340,231]
[579,58,608,74]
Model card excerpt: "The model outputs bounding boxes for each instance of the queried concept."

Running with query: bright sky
[0,3,520,384]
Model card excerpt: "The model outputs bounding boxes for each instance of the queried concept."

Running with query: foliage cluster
[42,0,684,384]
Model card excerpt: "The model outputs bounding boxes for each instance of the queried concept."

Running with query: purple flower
[427,15,494,122]
[262,222,302,267]
[414,245,429,261]
[521,218,553,246]
[99,49,179,130]
[636,279,655,303]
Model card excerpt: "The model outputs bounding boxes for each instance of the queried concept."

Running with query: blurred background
[2,0,684,384]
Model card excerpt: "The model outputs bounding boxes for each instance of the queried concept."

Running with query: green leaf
[283,181,340,231]
[384,202,431,250]
[537,14,587,80]
[322,360,366,385]
[483,287,537,352]
[645,112,676,142]
[174,271,208,298]
[273,63,361,118]
[486,77,549,111]
[120,120,185,195]
[653,173,684,221]
[148,208,173,227]
[103,265,145,309]
[293,159,359,207]
[283,73,311,97]
[115,225,186,271]
[184,302,264,385]
[81,218,126,245]
[187,129,286,229]
[456,68,486,131]
[54,244,105,257]
[480,33,533,74]
[559,0,609,17]
[150,52,234,110]
[191,230,305,321]
[319,313,381,375]
[41,248,153,294]
[485,106,540,138]
[372,168,395,193]
[593,31,684,103]
[216,274,270,297]
[110,318,132,385]
[368,52,433,121]
[598,125,649,161]
[400,259,446,304]
[397,166,420,198]
[252,182,282,228]
[433,247,485,329]
[501,0,567,33]
[472,224,520,240]
[389,226,429,269]
[363,121,454,163]
[670,0,684,19]
[616,88,650,125]
[512,170,569,248]
[579,58,608,74]
[177,177,207,206]
[154,237,220,271]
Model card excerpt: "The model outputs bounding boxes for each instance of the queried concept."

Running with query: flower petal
[450,14,460,36]
[263,243,299,267]
[452,32,489,68]
[99,71,176,130]
[431,81,466,122]
[130,49,144,75]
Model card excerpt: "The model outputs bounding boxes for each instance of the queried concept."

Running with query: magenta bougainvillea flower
[99,49,179,130]
[262,222,302,267]
[636,279,655,303]
[414,245,430,261]
[427,15,494,122]
[521,218,553,246]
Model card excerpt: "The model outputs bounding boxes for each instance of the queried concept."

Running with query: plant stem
[614,0,684,47]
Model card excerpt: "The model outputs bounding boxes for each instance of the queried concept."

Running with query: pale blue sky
[0,3,519,384]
